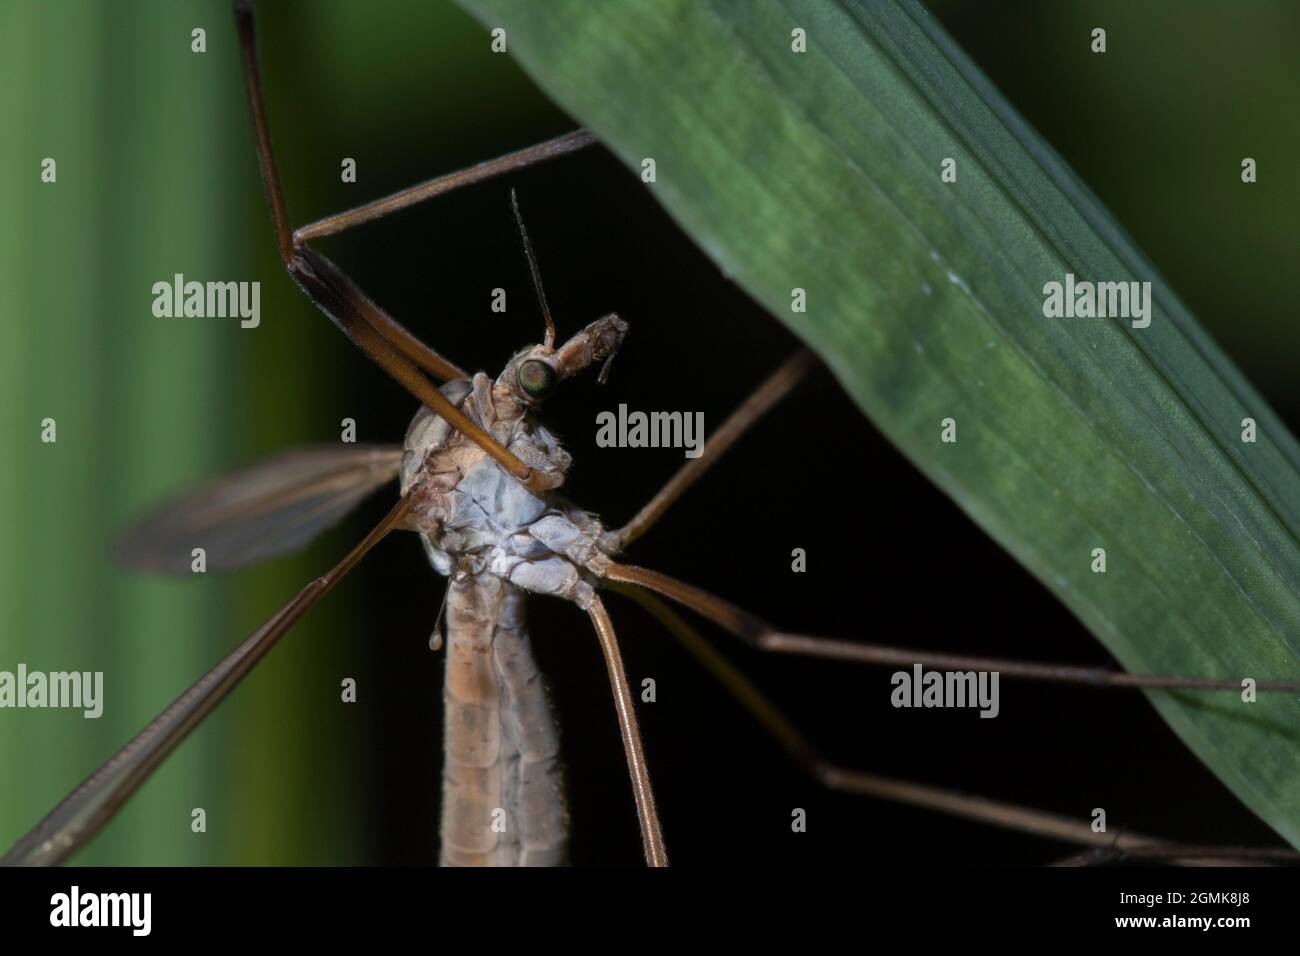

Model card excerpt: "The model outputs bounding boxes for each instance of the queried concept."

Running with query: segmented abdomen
[440,572,567,866]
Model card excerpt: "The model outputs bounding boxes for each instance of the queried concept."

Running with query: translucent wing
[114,445,404,573]
[5,496,413,866]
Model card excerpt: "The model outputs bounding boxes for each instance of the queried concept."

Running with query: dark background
[3,0,1296,865]
[319,1,1299,865]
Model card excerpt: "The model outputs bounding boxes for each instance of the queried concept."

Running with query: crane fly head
[499,313,630,406]
[502,189,629,406]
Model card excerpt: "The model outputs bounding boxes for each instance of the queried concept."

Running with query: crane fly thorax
[398,373,610,608]
[399,374,570,495]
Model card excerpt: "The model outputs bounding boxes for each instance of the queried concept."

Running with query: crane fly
[4,0,1299,868]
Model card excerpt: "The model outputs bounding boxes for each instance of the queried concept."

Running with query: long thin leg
[602,562,1300,693]
[233,0,557,492]
[1052,844,1299,866]
[609,350,817,550]
[604,346,1298,692]
[586,595,669,866]
[295,130,597,244]
[287,245,549,487]
[615,584,1300,865]
[0,496,414,867]
[233,0,462,386]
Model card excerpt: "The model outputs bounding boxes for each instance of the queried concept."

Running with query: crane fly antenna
[510,187,556,352]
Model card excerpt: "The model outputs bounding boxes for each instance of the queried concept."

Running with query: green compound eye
[517,359,557,401]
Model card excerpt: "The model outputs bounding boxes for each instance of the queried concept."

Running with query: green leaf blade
[461,0,1300,847]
